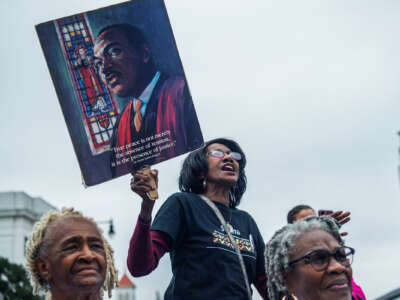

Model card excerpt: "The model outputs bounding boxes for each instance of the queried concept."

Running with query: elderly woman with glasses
[265,215,355,300]
[127,138,268,299]
[286,204,365,300]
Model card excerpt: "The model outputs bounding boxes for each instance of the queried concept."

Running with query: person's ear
[282,269,288,281]
[142,45,151,63]
[282,270,295,294]
[35,258,50,283]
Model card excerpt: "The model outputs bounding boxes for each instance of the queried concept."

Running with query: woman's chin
[321,289,352,300]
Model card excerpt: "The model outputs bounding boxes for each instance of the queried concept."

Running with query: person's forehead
[207,143,232,152]
[49,217,101,242]
[295,209,316,220]
[291,229,339,258]
[96,28,130,46]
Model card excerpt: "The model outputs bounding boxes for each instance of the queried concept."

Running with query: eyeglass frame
[288,246,355,272]
[207,149,242,161]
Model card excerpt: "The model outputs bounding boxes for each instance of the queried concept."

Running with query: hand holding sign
[131,168,158,200]
[131,167,158,222]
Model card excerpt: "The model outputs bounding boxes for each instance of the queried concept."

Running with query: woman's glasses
[288,246,355,272]
[207,150,242,161]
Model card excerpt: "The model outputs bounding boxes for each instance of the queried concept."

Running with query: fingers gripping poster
[36,0,203,186]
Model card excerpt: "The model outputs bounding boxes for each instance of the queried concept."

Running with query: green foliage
[0,257,43,300]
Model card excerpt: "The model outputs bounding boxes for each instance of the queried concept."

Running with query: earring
[203,178,207,190]
[44,282,50,291]
[282,294,298,300]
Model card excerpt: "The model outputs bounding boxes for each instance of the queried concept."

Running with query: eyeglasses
[207,150,242,161]
[288,246,355,272]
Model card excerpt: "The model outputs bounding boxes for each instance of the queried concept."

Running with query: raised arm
[127,216,171,276]
[127,169,172,277]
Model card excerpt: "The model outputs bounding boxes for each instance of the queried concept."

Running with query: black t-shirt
[152,192,265,300]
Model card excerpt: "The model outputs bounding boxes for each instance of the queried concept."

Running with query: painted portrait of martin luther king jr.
[94,23,203,177]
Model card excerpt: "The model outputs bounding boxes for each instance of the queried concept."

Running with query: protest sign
[36,0,203,186]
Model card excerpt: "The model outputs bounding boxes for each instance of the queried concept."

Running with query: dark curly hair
[96,23,155,68]
[97,23,147,51]
[178,138,247,208]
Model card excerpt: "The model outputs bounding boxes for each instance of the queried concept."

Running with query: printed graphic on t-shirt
[208,227,256,259]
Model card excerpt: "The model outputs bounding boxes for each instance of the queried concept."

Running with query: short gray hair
[264,215,343,300]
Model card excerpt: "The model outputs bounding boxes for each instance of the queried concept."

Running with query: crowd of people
[25,138,366,300]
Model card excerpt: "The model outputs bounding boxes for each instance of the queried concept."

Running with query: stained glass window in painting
[55,14,120,155]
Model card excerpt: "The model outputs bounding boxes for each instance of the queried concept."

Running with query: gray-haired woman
[265,215,355,300]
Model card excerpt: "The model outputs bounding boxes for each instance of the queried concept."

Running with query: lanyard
[200,195,252,300]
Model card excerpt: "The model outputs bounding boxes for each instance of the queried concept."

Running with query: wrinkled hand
[329,211,351,236]
[130,169,158,201]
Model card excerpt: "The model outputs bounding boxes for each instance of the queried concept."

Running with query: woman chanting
[128,138,268,299]
[265,215,355,300]
[26,208,118,300]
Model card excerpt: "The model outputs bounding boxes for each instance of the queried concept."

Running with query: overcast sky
[1,0,400,299]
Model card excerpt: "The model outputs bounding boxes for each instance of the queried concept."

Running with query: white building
[115,273,136,300]
[0,191,57,265]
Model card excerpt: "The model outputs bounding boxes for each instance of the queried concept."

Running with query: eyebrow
[304,247,335,256]
[88,237,103,243]
[211,148,232,152]
[60,236,103,247]
[94,42,120,60]
[60,236,80,247]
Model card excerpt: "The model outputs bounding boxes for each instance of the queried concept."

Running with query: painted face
[285,229,353,300]
[94,28,146,97]
[37,217,107,297]
[294,208,316,222]
[205,143,240,187]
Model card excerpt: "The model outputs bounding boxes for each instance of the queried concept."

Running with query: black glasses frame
[288,246,355,272]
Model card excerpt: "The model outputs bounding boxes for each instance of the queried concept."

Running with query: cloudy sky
[1,0,400,299]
